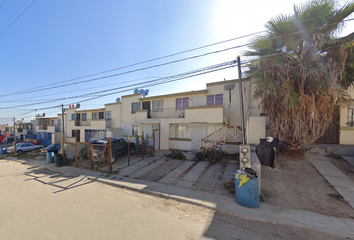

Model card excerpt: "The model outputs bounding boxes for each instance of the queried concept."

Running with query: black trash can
[54,153,63,167]
[255,138,278,167]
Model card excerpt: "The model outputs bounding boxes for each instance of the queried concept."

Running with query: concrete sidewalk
[4,156,354,239]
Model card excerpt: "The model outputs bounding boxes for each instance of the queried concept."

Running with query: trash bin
[235,171,260,208]
[256,137,279,167]
[54,153,63,167]
[46,152,55,163]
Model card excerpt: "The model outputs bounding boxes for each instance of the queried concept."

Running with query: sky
[0,0,353,125]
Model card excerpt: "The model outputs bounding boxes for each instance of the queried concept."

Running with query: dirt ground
[261,148,354,218]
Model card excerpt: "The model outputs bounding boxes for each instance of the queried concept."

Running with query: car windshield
[16,143,21,147]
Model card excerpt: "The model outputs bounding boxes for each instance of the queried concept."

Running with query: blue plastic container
[46,152,55,163]
[235,176,260,208]
[2,148,6,154]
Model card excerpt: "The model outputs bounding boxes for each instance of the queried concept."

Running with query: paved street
[0,160,348,240]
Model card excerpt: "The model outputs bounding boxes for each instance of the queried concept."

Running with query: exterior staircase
[197,126,243,152]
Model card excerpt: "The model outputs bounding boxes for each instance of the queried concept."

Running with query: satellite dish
[142,89,149,98]
[42,113,45,117]
[224,84,235,90]
[76,103,81,109]
[116,98,121,103]
[140,89,144,93]
[224,84,235,103]
[134,89,139,94]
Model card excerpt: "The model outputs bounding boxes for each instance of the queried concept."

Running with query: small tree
[135,134,150,155]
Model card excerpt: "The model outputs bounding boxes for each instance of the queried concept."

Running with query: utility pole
[61,104,65,158]
[13,117,16,153]
[237,56,246,144]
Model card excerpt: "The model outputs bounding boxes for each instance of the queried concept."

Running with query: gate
[315,109,340,144]
[74,137,112,173]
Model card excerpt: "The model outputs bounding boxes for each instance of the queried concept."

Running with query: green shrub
[167,150,186,160]
[135,134,150,155]
[195,149,225,163]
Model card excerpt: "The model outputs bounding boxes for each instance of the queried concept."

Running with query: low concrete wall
[251,151,261,194]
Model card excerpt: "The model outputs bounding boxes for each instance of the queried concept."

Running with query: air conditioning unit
[239,144,251,168]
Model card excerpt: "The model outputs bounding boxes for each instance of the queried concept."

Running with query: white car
[6,143,42,153]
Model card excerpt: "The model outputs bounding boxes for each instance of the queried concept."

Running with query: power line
[2,10,351,98]
[3,31,265,97]
[0,44,248,98]
[0,0,37,37]
[4,17,354,99]
[0,60,237,109]
[0,0,7,8]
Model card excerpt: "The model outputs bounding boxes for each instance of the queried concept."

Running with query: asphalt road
[0,160,345,240]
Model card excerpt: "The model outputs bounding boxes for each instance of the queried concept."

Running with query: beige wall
[121,94,141,123]
[185,105,223,123]
[169,140,191,151]
[105,102,122,129]
[206,79,261,126]
[247,116,266,145]
[340,87,354,145]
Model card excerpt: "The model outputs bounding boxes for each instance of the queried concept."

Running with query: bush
[166,150,186,160]
[135,134,150,155]
[195,148,225,163]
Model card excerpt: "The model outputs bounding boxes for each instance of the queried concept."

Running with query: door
[142,101,151,118]
[77,130,81,142]
[315,108,340,144]
[191,126,205,150]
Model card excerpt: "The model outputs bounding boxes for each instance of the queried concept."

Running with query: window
[92,112,98,119]
[176,97,189,110]
[175,124,189,139]
[82,113,87,121]
[71,114,76,120]
[152,100,164,112]
[58,119,61,126]
[348,106,354,126]
[72,130,77,137]
[131,102,141,114]
[50,120,55,125]
[105,111,112,121]
[207,94,223,105]
[99,112,104,119]
[132,125,139,136]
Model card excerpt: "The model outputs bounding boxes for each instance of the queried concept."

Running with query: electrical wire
[0,0,37,37]
[0,60,237,109]
[0,0,7,8]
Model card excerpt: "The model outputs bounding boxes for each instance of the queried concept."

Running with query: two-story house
[120,78,262,152]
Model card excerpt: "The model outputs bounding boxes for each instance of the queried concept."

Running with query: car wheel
[17,150,23,153]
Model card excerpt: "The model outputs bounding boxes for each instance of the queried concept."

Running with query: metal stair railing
[198,126,243,152]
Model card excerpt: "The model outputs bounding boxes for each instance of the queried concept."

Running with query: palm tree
[246,0,354,153]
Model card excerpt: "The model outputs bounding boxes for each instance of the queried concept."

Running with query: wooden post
[128,136,130,166]
[89,143,94,170]
[61,104,66,159]
[13,117,16,154]
[159,122,161,151]
[108,137,112,173]
[153,130,155,153]
[75,137,78,167]
[142,131,144,159]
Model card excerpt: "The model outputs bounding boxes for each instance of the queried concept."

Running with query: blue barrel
[235,176,260,208]
[2,148,6,154]
[46,152,55,163]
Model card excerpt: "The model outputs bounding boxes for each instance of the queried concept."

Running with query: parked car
[40,143,61,155]
[90,138,136,164]
[6,142,42,153]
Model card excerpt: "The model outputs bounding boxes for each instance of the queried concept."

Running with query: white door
[191,126,205,150]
